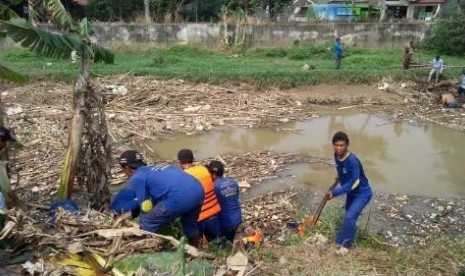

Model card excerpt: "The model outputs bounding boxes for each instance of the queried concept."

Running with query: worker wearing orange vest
[178,149,222,242]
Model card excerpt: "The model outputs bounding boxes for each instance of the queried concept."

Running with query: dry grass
[255,237,465,275]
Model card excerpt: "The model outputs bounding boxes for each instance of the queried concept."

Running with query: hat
[119,150,146,169]
[0,126,16,142]
[207,160,224,176]
[177,149,194,163]
[110,188,141,218]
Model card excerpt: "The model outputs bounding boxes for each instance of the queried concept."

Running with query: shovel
[288,178,339,237]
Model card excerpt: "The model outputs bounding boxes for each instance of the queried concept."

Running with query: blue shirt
[431,58,444,70]
[0,191,5,213]
[129,164,204,214]
[460,74,465,89]
[214,177,242,229]
[333,42,343,58]
[331,153,372,198]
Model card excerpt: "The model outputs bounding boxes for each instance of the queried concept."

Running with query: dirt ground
[2,76,465,273]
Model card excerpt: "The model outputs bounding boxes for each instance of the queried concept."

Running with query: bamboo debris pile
[241,190,300,241]
[218,151,333,188]
[3,76,316,200]
[0,209,166,259]
[106,150,333,193]
[101,76,309,140]
[0,208,209,276]
[0,207,206,275]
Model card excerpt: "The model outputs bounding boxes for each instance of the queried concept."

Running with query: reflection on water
[150,113,465,198]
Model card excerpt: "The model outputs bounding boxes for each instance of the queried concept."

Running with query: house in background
[289,0,380,22]
[383,0,444,20]
[289,0,314,22]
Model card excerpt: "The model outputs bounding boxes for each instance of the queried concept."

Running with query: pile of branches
[241,190,300,241]
[0,208,202,275]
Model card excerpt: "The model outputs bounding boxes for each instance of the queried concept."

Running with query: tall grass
[2,44,464,88]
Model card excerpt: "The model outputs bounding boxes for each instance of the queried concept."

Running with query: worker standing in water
[326,132,373,252]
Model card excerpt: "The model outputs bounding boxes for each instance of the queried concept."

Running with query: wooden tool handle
[311,178,339,226]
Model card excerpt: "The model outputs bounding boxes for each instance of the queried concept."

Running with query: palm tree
[0,0,114,209]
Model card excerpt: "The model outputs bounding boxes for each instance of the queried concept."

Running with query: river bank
[1,76,465,274]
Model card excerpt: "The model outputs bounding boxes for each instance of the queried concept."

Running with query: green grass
[2,43,465,88]
[286,205,387,250]
[114,252,215,275]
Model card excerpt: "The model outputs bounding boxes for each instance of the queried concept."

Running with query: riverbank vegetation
[2,44,464,89]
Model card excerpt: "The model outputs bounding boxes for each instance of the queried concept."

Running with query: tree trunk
[379,0,387,22]
[144,0,151,23]
[78,84,111,209]
[57,48,89,200]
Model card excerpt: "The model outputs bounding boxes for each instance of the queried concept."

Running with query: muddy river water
[151,112,465,198]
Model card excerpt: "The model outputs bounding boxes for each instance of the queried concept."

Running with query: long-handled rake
[289,178,339,237]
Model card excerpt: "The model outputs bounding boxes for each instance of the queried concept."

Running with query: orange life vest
[185,165,221,222]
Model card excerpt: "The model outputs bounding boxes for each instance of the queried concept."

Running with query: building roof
[293,0,311,6]
[294,0,378,5]
[407,0,445,3]
[329,0,371,3]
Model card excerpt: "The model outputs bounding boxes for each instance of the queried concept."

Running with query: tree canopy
[422,0,465,55]
[83,0,292,22]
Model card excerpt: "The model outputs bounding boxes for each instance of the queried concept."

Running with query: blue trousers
[221,224,240,243]
[141,202,201,238]
[335,192,372,248]
[446,101,461,108]
[198,215,222,242]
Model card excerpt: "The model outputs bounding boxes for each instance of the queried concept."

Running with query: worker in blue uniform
[115,150,205,247]
[326,131,373,248]
[207,160,242,243]
[110,188,140,218]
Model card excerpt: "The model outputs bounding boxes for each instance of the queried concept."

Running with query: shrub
[422,0,465,55]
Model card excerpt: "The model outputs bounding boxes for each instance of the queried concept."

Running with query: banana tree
[0,0,28,84]
[0,0,27,209]
[0,0,114,208]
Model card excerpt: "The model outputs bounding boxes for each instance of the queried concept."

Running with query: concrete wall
[91,23,428,49]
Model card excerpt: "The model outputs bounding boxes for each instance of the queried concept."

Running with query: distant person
[458,69,465,100]
[428,55,444,83]
[208,160,242,243]
[178,149,222,242]
[333,37,343,70]
[403,40,414,69]
[118,150,205,247]
[440,93,462,109]
[326,131,373,250]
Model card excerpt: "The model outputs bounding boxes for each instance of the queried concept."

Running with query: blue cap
[110,188,141,218]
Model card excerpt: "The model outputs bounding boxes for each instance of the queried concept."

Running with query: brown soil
[288,84,402,105]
